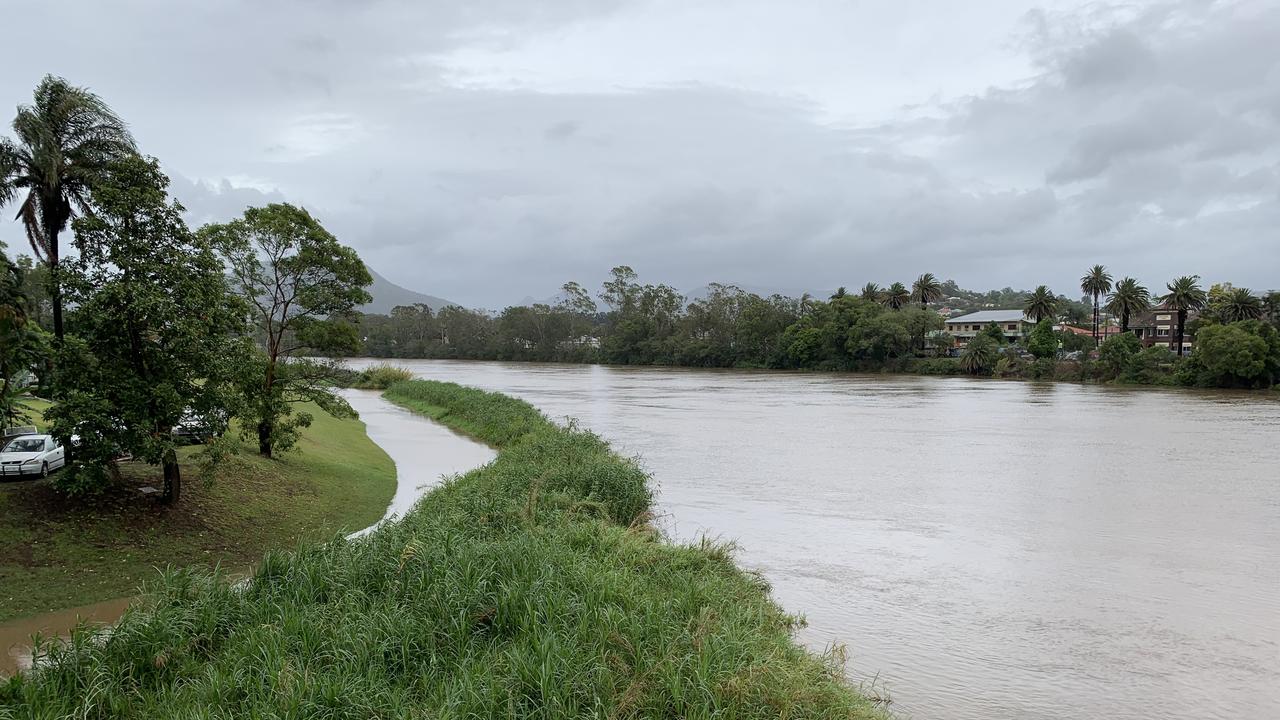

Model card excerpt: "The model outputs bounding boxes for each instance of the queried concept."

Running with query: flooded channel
[0,390,494,678]
[343,359,1280,720]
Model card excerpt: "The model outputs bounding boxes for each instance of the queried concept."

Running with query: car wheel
[40,462,49,479]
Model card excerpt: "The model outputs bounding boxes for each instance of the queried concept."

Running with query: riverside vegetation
[0,381,888,719]
[354,267,1280,390]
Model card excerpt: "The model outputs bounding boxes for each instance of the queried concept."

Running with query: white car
[0,434,66,479]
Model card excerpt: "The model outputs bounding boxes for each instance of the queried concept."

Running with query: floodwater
[340,389,496,537]
[0,391,494,678]
[343,358,1280,720]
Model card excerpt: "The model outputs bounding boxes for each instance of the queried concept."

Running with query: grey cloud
[2,0,1278,307]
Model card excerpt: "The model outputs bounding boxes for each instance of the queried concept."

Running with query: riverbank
[0,404,395,622]
[2,380,888,718]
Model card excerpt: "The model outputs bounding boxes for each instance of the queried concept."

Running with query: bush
[1098,333,1142,380]
[354,364,415,389]
[1026,320,1057,359]
[1183,320,1280,388]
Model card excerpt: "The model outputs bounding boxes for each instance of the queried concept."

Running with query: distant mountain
[360,269,459,314]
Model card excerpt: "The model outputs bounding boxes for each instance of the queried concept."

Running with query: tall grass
[350,364,415,390]
[1,380,887,719]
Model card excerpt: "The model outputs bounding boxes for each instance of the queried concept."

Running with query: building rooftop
[945,309,1029,324]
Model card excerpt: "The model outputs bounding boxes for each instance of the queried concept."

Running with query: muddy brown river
[343,360,1280,720]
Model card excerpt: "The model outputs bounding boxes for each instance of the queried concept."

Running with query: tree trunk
[258,419,273,458]
[47,219,64,344]
[162,450,181,505]
[1121,311,1130,333]
[1175,310,1186,356]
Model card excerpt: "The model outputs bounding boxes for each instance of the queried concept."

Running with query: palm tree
[1080,264,1113,347]
[1159,275,1207,356]
[1218,287,1263,322]
[1104,277,1151,332]
[960,335,998,375]
[882,282,910,310]
[829,286,847,300]
[859,282,880,302]
[912,273,943,310]
[1023,285,1058,323]
[0,75,135,342]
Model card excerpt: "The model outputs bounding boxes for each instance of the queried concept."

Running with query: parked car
[0,434,66,479]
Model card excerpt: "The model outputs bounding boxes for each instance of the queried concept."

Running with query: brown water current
[343,359,1280,720]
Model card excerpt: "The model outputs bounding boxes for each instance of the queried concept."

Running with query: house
[943,310,1035,347]
[1056,324,1123,341]
[1132,305,1199,354]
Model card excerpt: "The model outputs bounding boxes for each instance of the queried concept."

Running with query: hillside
[361,269,459,314]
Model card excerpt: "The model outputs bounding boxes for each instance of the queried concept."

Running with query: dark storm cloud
[1,0,1277,307]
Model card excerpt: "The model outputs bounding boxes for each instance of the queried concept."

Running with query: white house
[943,309,1035,347]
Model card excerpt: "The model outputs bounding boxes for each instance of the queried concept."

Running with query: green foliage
[1160,275,1207,357]
[46,156,248,499]
[352,364,415,389]
[1183,320,1280,388]
[1098,333,1142,380]
[1129,345,1178,385]
[979,321,1007,345]
[1,381,884,718]
[201,203,372,456]
[1105,278,1151,331]
[960,335,999,374]
[1023,285,1059,323]
[881,281,910,310]
[0,251,48,426]
[1026,319,1058,359]
[912,272,943,308]
[0,75,136,341]
[1060,330,1095,354]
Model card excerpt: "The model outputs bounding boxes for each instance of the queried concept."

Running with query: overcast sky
[2,0,1277,308]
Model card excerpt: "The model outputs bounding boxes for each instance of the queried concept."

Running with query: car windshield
[2,438,46,453]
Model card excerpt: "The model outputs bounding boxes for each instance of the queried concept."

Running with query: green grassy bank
[2,380,887,718]
[0,403,396,622]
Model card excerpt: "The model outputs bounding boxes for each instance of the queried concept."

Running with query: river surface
[345,359,1280,720]
[0,391,494,678]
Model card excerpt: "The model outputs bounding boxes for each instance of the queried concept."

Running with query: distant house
[943,310,1035,347]
[1132,305,1199,354]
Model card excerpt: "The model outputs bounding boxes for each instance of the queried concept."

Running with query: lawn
[0,402,395,622]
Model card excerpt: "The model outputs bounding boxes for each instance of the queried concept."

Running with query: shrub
[1098,333,1142,381]
[355,364,415,389]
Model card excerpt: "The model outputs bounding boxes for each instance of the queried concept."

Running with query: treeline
[354,266,1280,389]
[1,76,374,503]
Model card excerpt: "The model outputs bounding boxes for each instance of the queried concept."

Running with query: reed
[1,380,887,719]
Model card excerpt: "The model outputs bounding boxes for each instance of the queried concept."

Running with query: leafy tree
[980,322,1007,345]
[882,282,910,310]
[48,157,247,501]
[911,273,943,309]
[1026,319,1058,359]
[1264,291,1280,329]
[1183,320,1280,388]
[1060,330,1095,354]
[1105,277,1150,332]
[1098,332,1142,380]
[1214,287,1264,323]
[1023,285,1058,323]
[0,75,136,343]
[1159,275,1207,356]
[1080,264,1113,347]
[201,203,372,457]
[859,282,880,302]
[960,335,998,375]
[0,250,47,426]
